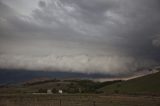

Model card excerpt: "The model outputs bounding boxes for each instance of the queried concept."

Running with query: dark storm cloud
[0,0,160,77]
[59,0,118,24]
[39,1,46,8]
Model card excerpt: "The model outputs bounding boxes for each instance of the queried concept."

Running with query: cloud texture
[0,0,160,77]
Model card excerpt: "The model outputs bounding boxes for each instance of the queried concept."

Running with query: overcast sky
[0,0,160,77]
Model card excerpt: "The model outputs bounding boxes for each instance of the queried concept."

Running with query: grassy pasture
[100,72,160,95]
[0,94,160,106]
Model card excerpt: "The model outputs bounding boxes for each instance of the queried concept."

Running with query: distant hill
[100,71,160,95]
[1,68,160,95]
[0,77,122,94]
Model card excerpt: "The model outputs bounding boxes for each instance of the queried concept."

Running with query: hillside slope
[100,71,160,94]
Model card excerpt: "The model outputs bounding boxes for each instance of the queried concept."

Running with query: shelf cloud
[0,0,160,77]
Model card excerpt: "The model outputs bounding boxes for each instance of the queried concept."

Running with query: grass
[100,71,160,95]
[1,71,160,106]
[0,94,160,106]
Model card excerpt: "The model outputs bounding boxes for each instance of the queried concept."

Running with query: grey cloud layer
[0,0,160,76]
[0,54,156,75]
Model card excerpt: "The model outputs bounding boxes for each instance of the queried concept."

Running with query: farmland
[0,94,160,106]
[0,71,160,106]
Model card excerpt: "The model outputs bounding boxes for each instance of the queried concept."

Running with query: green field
[100,72,160,95]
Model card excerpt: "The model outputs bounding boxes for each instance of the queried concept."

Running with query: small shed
[58,90,63,94]
[47,89,52,94]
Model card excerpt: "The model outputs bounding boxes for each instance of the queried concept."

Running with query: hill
[0,78,122,94]
[100,71,160,95]
[1,69,160,95]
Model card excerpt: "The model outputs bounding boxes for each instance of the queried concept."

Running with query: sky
[0,0,160,77]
